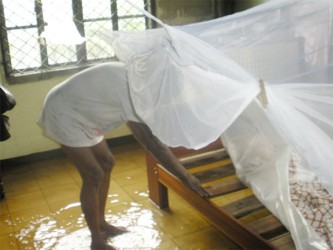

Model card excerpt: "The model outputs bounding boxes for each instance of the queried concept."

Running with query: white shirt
[38,62,140,147]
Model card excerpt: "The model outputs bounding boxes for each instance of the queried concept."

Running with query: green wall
[155,0,216,25]
[234,0,264,12]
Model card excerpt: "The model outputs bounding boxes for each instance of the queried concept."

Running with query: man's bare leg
[90,141,127,236]
[62,141,125,250]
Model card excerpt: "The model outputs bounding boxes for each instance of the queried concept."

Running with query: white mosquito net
[98,0,333,248]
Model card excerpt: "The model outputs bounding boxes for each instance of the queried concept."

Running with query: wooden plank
[145,152,169,209]
[179,148,229,169]
[188,159,232,175]
[247,214,288,239]
[269,233,296,249]
[223,195,264,219]
[204,178,247,198]
[193,163,236,183]
[170,139,223,158]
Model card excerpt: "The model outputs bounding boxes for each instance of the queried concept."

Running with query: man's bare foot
[101,223,128,237]
[91,240,116,250]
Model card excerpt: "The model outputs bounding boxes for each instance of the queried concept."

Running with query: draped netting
[109,19,259,150]
[97,0,333,248]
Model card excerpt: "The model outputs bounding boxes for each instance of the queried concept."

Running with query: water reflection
[110,225,161,249]
[54,226,161,249]
[15,201,163,249]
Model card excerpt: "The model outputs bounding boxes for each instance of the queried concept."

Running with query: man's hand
[127,121,210,198]
[180,174,210,198]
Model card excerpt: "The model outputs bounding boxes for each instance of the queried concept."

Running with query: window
[0,0,154,83]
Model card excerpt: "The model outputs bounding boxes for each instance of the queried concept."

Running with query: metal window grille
[0,0,153,82]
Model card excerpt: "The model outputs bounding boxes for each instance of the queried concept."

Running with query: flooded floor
[0,142,239,249]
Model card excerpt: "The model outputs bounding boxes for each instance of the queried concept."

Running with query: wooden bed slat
[247,214,288,239]
[204,178,247,197]
[269,233,295,249]
[193,163,236,182]
[180,148,229,169]
[223,195,264,218]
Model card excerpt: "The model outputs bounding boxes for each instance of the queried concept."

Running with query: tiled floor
[0,141,239,249]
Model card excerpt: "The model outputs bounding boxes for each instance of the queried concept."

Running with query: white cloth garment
[38,62,140,147]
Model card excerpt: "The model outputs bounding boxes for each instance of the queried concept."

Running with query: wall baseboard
[0,135,136,169]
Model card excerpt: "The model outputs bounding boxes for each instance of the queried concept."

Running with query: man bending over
[38,62,206,250]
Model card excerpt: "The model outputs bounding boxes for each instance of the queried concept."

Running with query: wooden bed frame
[145,139,296,249]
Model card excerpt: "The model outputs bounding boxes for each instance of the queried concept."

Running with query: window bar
[118,14,146,20]
[35,0,49,69]
[329,8,333,82]
[111,0,119,31]
[0,1,13,77]
[144,0,156,29]
[72,0,87,64]
[213,0,223,18]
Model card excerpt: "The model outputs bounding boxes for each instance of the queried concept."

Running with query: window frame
[0,0,155,84]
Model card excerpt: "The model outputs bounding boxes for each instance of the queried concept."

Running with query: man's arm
[127,121,208,197]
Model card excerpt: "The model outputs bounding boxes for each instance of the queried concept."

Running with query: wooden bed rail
[145,139,295,249]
